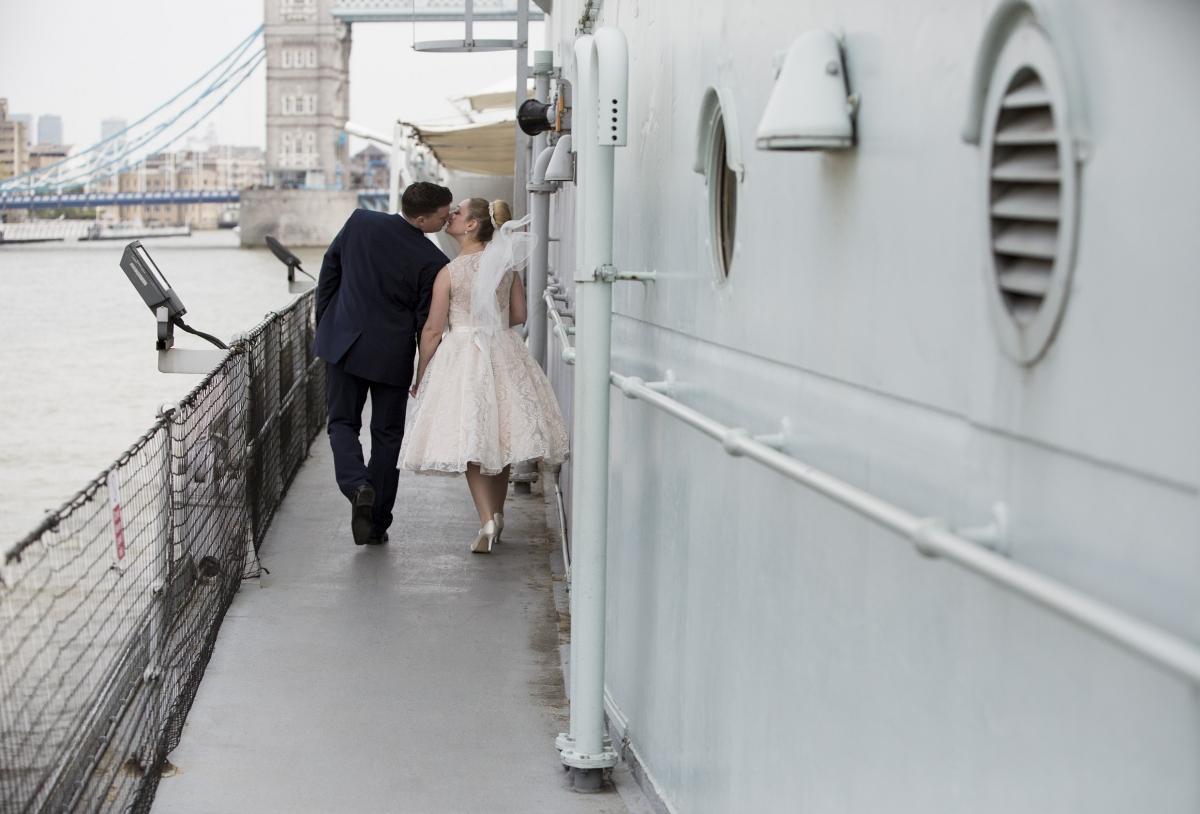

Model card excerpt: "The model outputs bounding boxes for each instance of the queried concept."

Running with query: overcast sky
[0,0,542,151]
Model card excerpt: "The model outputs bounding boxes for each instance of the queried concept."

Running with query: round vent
[990,69,1060,322]
[979,23,1078,364]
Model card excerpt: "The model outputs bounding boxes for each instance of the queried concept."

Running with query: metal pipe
[609,371,1200,685]
[511,0,530,218]
[527,50,555,369]
[555,477,571,581]
[558,28,626,781]
[388,122,404,214]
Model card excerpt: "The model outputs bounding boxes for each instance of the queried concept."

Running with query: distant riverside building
[264,0,350,189]
[0,99,30,179]
[28,143,70,171]
[96,145,266,228]
[37,114,63,146]
[10,113,32,145]
[348,143,389,189]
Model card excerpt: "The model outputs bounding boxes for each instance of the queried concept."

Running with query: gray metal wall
[543,1,1200,811]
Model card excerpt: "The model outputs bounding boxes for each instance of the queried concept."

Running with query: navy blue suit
[315,209,449,535]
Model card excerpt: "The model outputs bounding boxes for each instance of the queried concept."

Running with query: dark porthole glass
[710,115,737,279]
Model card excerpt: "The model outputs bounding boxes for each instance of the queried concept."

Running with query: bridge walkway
[150,420,646,813]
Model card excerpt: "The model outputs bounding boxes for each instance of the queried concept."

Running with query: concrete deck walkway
[152,432,640,814]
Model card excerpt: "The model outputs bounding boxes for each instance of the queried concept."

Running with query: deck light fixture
[120,240,230,373]
[755,30,858,151]
[266,234,316,293]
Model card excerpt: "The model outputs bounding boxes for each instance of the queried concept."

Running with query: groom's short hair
[401,182,453,218]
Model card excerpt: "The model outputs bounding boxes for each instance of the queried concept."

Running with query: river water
[0,230,327,546]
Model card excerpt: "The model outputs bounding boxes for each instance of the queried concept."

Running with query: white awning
[454,79,534,113]
[403,119,516,177]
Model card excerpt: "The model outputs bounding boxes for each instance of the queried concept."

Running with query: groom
[314,182,453,545]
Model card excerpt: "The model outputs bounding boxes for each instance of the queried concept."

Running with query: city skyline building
[0,99,30,179]
[28,143,70,172]
[99,143,266,228]
[37,114,63,146]
[10,113,32,146]
[100,117,127,141]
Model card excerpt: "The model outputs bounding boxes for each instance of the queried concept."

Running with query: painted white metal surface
[541,0,1200,811]
[558,28,627,775]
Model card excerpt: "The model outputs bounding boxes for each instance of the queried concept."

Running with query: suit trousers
[325,362,409,535]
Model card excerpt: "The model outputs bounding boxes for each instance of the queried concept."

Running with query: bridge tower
[264,0,351,189]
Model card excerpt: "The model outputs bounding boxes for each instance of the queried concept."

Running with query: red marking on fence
[107,471,126,561]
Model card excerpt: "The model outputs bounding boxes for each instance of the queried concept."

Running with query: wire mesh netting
[0,290,325,814]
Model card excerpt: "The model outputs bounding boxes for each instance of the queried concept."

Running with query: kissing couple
[313,182,569,552]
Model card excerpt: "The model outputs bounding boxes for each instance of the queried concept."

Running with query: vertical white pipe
[511,0,530,219]
[388,122,403,215]
[563,35,594,754]
[527,51,554,368]
[560,29,625,777]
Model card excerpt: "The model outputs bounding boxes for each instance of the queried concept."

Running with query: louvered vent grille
[988,68,1061,324]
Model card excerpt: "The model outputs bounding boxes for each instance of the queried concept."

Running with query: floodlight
[120,241,186,321]
[119,240,229,373]
[266,234,315,293]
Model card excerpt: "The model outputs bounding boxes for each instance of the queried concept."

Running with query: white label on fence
[108,470,127,566]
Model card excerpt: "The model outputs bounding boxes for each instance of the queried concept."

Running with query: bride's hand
[409,382,419,398]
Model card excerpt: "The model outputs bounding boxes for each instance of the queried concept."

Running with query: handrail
[603,371,1200,684]
[543,289,576,364]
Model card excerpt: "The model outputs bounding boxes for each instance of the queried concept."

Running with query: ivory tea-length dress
[400,251,569,475]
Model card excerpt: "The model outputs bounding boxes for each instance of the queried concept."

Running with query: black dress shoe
[351,484,376,546]
[366,531,389,545]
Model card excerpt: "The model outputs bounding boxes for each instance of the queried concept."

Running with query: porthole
[694,87,744,283]
[710,117,738,278]
[977,16,1079,364]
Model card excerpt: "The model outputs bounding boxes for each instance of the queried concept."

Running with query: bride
[400,198,569,553]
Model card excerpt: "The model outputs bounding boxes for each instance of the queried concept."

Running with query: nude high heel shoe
[493,513,504,545]
[471,519,498,554]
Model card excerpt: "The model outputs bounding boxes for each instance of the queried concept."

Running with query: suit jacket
[314,209,450,386]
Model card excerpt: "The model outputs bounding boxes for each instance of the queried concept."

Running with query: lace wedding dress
[399,251,569,476]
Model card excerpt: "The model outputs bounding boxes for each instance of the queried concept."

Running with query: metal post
[558,29,626,790]
[527,50,554,369]
[388,122,404,215]
[511,0,530,219]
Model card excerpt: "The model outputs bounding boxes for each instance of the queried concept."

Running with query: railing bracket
[954,501,1010,555]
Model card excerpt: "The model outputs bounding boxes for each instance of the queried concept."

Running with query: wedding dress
[399,250,569,476]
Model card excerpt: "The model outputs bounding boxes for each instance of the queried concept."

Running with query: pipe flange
[560,746,618,770]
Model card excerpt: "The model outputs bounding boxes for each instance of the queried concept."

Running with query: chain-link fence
[0,290,325,814]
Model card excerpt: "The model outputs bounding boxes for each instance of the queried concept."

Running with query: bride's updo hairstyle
[465,198,513,243]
